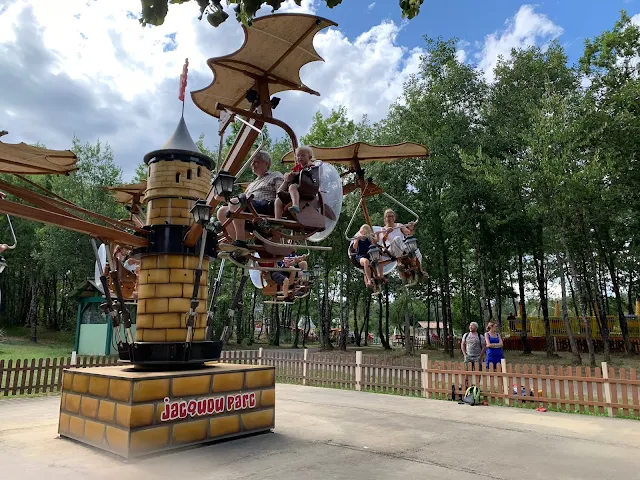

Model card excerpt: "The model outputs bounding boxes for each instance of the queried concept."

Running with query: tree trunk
[303,295,310,348]
[561,232,595,366]
[558,253,581,365]
[517,245,531,354]
[292,300,301,348]
[384,283,391,350]
[565,269,581,317]
[595,230,633,355]
[459,240,467,324]
[435,287,441,346]
[377,293,389,349]
[477,246,489,327]
[364,291,370,346]
[353,290,361,346]
[533,245,554,357]
[404,293,413,354]
[322,261,332,350]
[340,262,351,351]
[426,276,432,345]
[29,278,39,343]
[496,266,503,330]
[508,268,518,314]
[224,273,247,344]
[627,274,634,315]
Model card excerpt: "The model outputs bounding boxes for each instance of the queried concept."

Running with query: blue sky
[1,0,639,180]
[315,0,639,67]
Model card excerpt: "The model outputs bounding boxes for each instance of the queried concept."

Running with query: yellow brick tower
[58,115,277,456]
[125,115,221,365]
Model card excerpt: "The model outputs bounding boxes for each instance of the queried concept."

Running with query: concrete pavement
[1,385,639,479]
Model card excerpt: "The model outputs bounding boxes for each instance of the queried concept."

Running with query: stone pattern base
[58,363,275,458]
[135,254,209,343]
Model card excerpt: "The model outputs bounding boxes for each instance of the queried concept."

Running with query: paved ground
[1,385,639,480]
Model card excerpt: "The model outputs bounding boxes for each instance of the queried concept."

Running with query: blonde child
[352,224,384,288]
[274,146,314,219]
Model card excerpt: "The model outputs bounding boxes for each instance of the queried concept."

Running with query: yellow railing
[501,316,640,338]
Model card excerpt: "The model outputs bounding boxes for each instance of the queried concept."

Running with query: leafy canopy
[138,0,424,28]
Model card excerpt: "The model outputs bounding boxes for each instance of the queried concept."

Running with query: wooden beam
[7,177,147,234]
[0,199,148,248]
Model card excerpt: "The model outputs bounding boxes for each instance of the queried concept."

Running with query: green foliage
[0,137,125,330]
[138,0,422,28]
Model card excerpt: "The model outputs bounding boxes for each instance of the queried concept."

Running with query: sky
[0,0,639,181]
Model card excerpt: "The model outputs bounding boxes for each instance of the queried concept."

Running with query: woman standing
[484,322,504,370]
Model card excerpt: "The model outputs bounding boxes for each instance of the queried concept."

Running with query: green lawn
[0,327,74,363]
[2,326,639,371]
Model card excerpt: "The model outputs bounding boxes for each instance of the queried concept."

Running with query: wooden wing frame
[0,133,148,248]
[191,13,337,119]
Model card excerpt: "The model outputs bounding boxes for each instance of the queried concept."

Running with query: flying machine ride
[281,141,429,294]
[181,13,428,304]
[0,12,429,362]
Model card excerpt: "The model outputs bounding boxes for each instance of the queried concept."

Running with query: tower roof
[143,115,213,169]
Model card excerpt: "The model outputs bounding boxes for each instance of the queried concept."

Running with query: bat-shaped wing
[191,13,337,118]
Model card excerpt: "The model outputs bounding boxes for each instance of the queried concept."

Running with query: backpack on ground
[463,384,482,406]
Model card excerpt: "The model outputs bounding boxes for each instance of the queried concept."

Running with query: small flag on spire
[178,58,189,102]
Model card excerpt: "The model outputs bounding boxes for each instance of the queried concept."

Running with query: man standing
[216,150,283,250]
[461,322,486,370]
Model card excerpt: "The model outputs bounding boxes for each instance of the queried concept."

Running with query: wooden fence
[1,349,639,419]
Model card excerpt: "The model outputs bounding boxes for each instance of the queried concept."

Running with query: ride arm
[0,198,148,248]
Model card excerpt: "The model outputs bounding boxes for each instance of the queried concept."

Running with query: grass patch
[0,327,74,362]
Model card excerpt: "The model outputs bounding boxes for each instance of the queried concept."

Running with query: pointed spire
[144,115,213,169]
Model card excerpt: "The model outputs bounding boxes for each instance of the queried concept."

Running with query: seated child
[352,224,384,288]
[274,146,314,219]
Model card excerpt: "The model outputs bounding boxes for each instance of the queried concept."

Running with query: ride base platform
[57,362,276,459]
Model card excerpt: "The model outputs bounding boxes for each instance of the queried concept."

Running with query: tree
[137,0,425,28]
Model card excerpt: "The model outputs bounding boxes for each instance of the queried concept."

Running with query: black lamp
[212,170,236,200]
[301,270,310,283]
[190,199,211,225]
[313,264,322,277]
[368,246,380,263]
[405,236,418,253]
[0,256,7,274]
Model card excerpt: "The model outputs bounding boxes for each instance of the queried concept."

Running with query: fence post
[421,354,429,398]
[303,349,309,386]
[71,351,77,367]
[355,351,362,391]
[258,347,263,366]
[501,358,509,406]
[601,361,614,417]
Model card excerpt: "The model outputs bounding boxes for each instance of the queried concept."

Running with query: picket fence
[1,349,639,419]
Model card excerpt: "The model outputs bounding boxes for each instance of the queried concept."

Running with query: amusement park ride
[0,13,427,457]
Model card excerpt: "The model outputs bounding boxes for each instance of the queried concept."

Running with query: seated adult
[216,151,284,250]
[380,208,425,277]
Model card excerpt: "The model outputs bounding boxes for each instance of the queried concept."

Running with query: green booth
[70,278,137,355]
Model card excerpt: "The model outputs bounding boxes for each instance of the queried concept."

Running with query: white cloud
[476,4,564,82]
[632,13,640,26]
[301,21,424,122]
[0,0,424,180]
[368,2,376,11]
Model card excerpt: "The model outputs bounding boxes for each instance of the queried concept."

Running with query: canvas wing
[191,14,337,118]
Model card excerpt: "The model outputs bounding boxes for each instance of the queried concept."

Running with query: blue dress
[354,237,373,264]
[485,333,504,369]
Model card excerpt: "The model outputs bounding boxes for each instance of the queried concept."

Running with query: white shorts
[387,236,422,263]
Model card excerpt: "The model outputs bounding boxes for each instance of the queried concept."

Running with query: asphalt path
[0,384,638,479]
